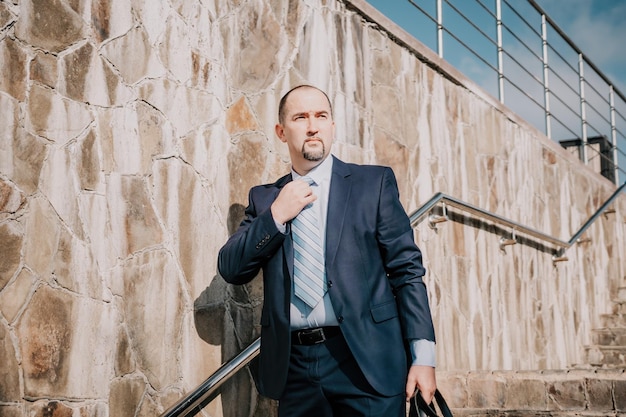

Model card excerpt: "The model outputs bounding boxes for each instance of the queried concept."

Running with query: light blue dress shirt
[275,156,435,367]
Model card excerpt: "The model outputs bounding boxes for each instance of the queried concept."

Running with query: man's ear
[275,123,286,142]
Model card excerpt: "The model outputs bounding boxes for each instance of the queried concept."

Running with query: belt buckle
[298,328,325,344]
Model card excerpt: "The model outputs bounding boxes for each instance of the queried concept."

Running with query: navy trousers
[278,331,405,417]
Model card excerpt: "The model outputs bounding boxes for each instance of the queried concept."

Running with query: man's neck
[292,155,334,180]
[293,156,330,176]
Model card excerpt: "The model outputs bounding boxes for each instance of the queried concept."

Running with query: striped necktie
[291,176,327,308]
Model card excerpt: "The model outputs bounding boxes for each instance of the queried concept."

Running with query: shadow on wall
[193,203,278,417]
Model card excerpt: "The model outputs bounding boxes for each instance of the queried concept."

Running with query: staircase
[586,287,626,368]
[439,287,626,417]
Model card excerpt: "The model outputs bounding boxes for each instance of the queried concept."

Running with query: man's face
[275,87,335,174]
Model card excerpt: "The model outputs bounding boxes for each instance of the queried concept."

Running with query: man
[218,85,436,416]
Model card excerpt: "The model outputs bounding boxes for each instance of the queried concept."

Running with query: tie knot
[300,176,316,186]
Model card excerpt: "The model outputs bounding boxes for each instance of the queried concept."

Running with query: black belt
[291,326,341,345]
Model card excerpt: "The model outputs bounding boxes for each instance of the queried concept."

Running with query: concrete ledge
[437,369,626,416]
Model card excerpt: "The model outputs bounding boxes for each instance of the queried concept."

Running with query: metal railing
[410,182,626,263]
[161,339,261,417]
[410,193,569,250]
[159,184,624,417]
[360,0,626,184]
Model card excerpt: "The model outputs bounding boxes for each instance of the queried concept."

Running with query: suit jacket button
[327,280,333,287]
[337,316,344,323]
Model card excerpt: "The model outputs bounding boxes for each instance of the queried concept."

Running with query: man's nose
[307,118,319,135]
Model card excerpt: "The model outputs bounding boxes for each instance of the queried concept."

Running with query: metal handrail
[411,183,625,260]
[159,184,625,417]
[409,192,569,249]
[160,339,260,417]
[559,181,626,255]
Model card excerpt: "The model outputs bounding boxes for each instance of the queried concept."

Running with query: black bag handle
[409,389,453,417]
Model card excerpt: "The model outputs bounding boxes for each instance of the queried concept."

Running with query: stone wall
[0,0,624,416]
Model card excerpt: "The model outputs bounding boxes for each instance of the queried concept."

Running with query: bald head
[278,85,333,124]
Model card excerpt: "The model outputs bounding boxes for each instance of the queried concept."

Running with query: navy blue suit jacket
[218,156,435,400]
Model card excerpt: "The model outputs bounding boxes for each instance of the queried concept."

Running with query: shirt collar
[292,155,334,185]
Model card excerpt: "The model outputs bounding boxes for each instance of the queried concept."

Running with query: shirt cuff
[274,219,287,234]
[409,339,436,367]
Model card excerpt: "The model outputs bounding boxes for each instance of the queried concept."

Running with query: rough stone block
[0,268,36,324]
[18,283,119,398]
[15,0,85,53]
[587,377,614,412]
[505,375,547,411]
[593,328,626,346]
[547,378,586,410]
[0,2,15,29]
[137,78,222,136]
[0,37,27,101]
[219,2,284,91]
[59,41,133,106]
[109,376,146,417]
[437,373,469,409]
[26,83,92,144]
[0,321,20,401]
[0,406,21,417]
[7,128,48,194]
[0,178,24,220]
[616,380,626,411]
[468,373,507,409]
[101,26,166,84]
[121,250,183,391]
[31,401,73,417]
[114,325,135,377]
[0,221,22,289]
[18,286,73,396]
[29,51,57,88]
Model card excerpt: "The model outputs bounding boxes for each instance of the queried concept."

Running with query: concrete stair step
[437,369,626,417]
[585,345,626,367]
[612,301,626,315]
[600,312,626,327]
[592,328,626,346]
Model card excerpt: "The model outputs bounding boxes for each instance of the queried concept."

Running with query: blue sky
[366,0,625,94]
[366,0,626,143]
[365,0,626,178]
[535,0,626,93]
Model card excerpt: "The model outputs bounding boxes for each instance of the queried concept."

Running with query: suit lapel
[274,174,295,280]
[326,157,351,269]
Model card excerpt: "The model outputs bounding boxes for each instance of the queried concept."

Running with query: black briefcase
[408,389,453,417]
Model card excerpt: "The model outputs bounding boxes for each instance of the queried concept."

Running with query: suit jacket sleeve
[378,167,435,343]
[217,185,286,285]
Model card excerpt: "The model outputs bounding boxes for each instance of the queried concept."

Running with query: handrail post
[609,86,619,184]
[578,54,589,164]
[541,13,552,139]
[496,0,504,103]
[436,0,443,58]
